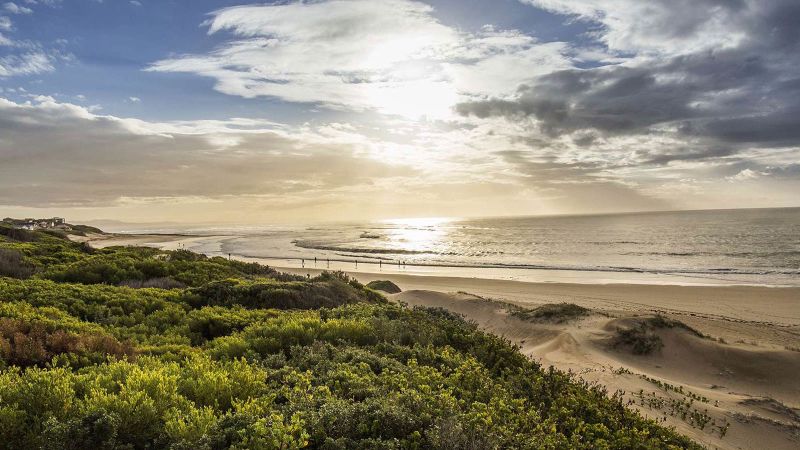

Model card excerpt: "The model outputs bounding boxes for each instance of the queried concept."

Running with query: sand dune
[394,290,800,450]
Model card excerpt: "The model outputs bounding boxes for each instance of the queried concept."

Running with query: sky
[0,0,799,224]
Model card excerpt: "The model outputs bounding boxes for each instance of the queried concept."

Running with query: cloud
[147,0,570,118]
[519,0,750,55]
[726,168,764,182]
[0,15,12,46]
[3,2,32,14]
[0,96,417,208]
[1,94,796,219]
[1,0,796,219]
[0,1,68,72]
[458,0,800,167]
[22,0,61,6]
[127,96,140,103]
[0,52,53,76]
[487,149,674,212]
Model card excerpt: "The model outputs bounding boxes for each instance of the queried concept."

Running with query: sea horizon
[85,205,800,230]
[94,207,800,287]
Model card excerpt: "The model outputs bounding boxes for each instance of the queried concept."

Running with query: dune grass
[510,302,591,323]
[612,315,702,355]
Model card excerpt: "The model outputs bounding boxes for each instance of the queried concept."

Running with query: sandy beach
[85,233,800,450]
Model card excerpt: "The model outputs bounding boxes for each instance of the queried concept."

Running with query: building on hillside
[7,217,68,230]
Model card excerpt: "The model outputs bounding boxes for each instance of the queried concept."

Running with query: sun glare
[364,79,458,119]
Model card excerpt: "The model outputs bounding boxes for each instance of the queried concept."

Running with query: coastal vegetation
[612,316,702,355]
[510,302,591,324]
[0,224,699,449]
[365,280,402,294]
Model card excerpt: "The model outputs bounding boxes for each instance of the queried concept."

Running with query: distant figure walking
[301,259,305,268]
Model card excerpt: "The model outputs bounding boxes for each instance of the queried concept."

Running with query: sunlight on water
[181,208,800,286]
[381,217,455,254]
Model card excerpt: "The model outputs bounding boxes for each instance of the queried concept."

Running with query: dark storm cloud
[457,66,702,135]
[460,0,800,162]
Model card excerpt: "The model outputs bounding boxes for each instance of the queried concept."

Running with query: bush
[612,315,701,355]
[646,314,703,337]
[613,325,664,355]
[366,280,401,294]
[0,225,38,242]
[183,278,375,310]
[0,249,35,278]
[69,224,105,235]
[511,302,590,323]
[0,307,135,368]
[119,277,186,289]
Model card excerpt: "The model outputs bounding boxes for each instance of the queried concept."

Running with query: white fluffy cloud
[148,0,570,118]
[3,2,32,14]
[520,0,750,55]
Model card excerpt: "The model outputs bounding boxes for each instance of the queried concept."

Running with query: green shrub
[366,280,401,294]
[0,249,35,278]
[183,278,376,311]
[613,325,664,355]
[0,225,38,242]
[645,314,703,337]
[612,315,700,355]
[510,302,590,323]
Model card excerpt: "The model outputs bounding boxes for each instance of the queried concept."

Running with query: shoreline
[85,232,800,288]
[274,266,800,327]
[83,233,800,326]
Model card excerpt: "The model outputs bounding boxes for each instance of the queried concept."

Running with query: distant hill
[2,217,104,236]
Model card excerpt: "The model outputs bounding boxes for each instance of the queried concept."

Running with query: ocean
[120,208,800,286]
